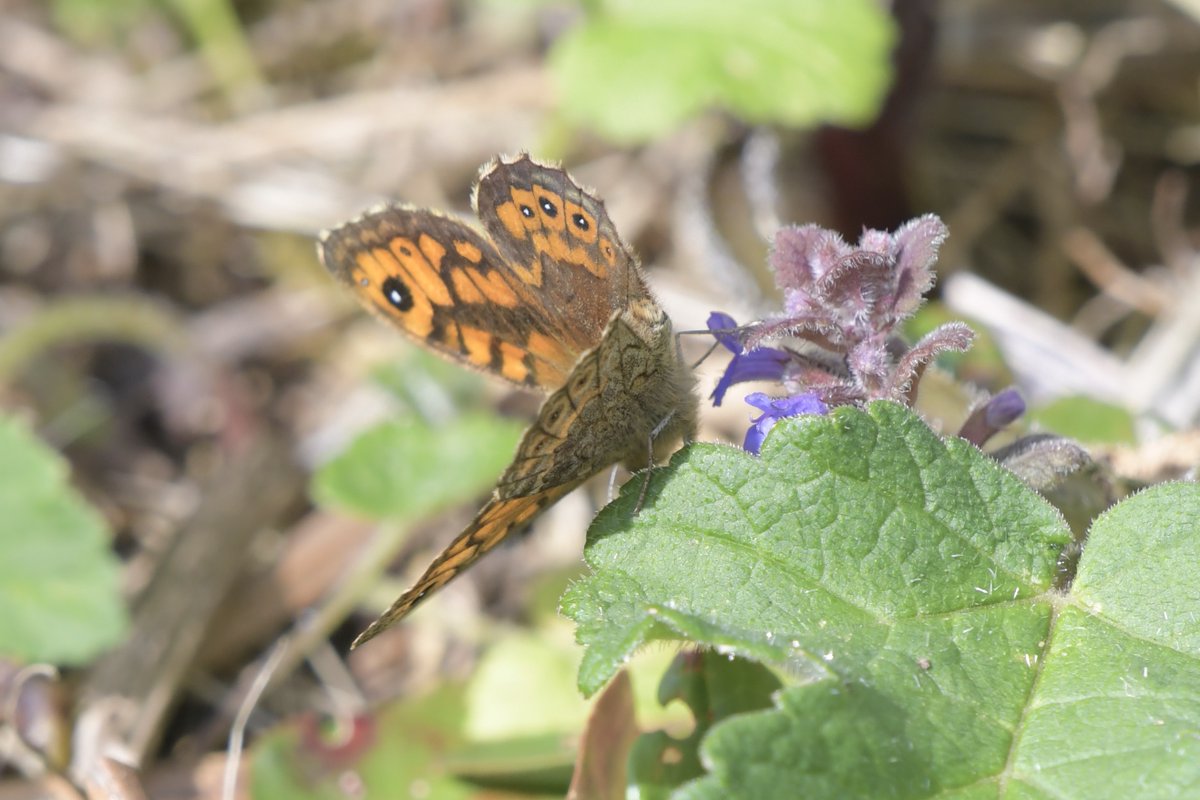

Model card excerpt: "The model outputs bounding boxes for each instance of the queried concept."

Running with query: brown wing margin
[351,484,575,648]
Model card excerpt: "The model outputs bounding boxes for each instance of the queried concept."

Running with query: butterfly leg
[606,464,620,505]
[632,410,679,514]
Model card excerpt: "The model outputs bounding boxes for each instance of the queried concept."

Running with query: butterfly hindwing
[350,485,573,647]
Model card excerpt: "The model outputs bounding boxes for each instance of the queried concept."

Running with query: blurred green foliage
[311,413,523,522]
[0,417,127,664]
[1030,395,1137,445]
[549,0,895,142]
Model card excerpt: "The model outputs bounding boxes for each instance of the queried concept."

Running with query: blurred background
[1,0,1198,797]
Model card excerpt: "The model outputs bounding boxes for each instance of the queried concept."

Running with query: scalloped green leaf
[564,404,1200,797]
[1013,482,1200,796]
[683,482,1200,799]
[565,402,1069,695]
[311,413,523,522]
[549,0,895,143]
[0,417,127,664]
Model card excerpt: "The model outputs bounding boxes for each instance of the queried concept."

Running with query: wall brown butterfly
[318,154,698,647]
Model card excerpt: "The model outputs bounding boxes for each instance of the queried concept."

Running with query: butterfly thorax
[610,294,698,469]
[494,290,696,500]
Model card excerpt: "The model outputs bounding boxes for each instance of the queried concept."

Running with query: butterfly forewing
[319,207,578,390]
[475,158,638,349]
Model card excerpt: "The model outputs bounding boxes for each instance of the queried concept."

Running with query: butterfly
[318,154,699,648]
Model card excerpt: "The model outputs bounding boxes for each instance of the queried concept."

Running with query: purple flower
[743,392,828,455]
[744,215,951,356]
[983,388,1027,429]
[707,312,792,406]
[705,217,975,448]
[958,388,1026,447]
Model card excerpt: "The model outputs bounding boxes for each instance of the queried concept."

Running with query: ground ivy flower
[707,312,791,406]
[958,388,1027,447]
[743,392,828,455]
[707,215,983,451]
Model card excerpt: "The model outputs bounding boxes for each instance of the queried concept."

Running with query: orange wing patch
[449,268,485,304]
[566,243,602,277]
[498,341,530,384]
[598,237,619,268]
[439,320,460,351]
[527,331,572,372]
[565,200,598,244]
[533,188,567,233]
[460,326,493,368]
[467,267,521,306]
[454,239,483,263]
[530,232,551,260]
[418,232,446,269]
[388,236,452,306]
[496,201,526,241]
[511,259,543,288]
[497,187,540,241]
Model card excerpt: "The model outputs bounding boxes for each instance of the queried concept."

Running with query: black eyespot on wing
[539,197,558,217]
[572,213,589,231]
[568,360,597,396]
[381,276,413,311]
[398,243,413,256]
[538,393,573,434]
[520,205,534,218]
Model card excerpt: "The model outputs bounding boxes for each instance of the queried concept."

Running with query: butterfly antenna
[688,338,722,370]
[675,326,738,370]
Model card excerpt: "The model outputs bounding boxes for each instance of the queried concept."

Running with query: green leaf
[565,404,1200,797]
[629,652,781,799]
[684,483,1200,799]
[311,413,524,521]
[549,0,895,143]
[1021,482,1200,796]
[563,402,1060,793]
[0,417,127,664]
[1028,395,1136,445]
[565,402,1069,695]
[464,628,590,741]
